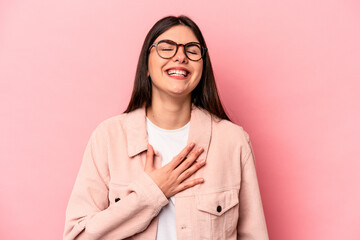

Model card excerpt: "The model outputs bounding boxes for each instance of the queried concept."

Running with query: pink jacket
[64,106,268,240]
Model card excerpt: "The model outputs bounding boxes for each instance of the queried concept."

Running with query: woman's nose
[172,46,188,63]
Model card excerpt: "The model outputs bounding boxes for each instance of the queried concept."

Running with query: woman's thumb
[145,144,154,171]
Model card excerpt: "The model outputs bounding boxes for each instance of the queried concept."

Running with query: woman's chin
[157,89,191,100]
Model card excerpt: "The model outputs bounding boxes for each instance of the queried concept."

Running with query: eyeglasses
[149,39,207,61]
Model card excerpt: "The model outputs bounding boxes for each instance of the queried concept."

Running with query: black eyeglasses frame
[148,39,207,61]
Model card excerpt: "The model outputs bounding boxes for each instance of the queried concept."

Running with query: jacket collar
[124,105,212,161]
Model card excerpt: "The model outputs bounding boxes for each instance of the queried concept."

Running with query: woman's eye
[161,48,174,51]
[187,51,199,55]
[186,45,201,55]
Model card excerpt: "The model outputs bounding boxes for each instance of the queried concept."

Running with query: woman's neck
[146,97,192,130]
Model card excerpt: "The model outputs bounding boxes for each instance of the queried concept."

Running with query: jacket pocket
[195,189,239,239]
[108,182,130,205]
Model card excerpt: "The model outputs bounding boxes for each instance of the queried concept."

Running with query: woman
[64,15,268,240]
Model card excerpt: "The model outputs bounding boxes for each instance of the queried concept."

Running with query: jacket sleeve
[63,126,169,240]
[237,136,269,240]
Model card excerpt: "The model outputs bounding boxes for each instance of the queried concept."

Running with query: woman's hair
[124,15,230,121]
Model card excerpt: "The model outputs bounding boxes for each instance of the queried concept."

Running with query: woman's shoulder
[91,107,146,136]
[194,106,250,143]
[212,115,249,139]
[88,112,131,139]
[211,117,254,160]
[98,113,128,127]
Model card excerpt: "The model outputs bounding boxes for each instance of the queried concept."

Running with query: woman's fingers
[176,178,205,192]
[174,146,204,174]
[177,159,206,183]
[168,142,196,169]
[144,144,154,172]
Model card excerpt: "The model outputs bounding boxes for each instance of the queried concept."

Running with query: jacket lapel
[124,107,148,158]
[187,105,212,161]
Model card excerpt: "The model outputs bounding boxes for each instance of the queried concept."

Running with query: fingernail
[197,147,203,152]
[199,159,206,165]
[199,178,204,183]
[189,142,195,148]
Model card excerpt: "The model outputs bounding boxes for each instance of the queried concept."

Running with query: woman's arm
[237,138,269,240]
[63,128,169,240]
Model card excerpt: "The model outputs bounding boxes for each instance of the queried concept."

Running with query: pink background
[1,0,359,239]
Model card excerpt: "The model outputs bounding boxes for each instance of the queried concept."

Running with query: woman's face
[147,25,203,100]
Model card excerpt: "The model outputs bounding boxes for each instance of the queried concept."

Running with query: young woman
[64,15,268,240]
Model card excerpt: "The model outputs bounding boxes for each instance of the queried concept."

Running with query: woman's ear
[147,71,150,77]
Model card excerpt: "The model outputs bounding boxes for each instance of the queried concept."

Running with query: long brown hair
[124,15,230,121]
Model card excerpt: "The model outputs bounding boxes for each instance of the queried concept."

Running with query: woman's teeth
[167,69,188,77]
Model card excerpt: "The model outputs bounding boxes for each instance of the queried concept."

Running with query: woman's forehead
[154,25,199,44]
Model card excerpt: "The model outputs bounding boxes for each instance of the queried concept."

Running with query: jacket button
[217,205,222,213]
[115,198,121,202]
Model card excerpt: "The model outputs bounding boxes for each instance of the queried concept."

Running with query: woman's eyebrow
[157,39,201,44]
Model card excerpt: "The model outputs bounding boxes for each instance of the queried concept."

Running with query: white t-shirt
[146,117,190,240]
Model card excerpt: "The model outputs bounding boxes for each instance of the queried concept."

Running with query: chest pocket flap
[196,189,239,217]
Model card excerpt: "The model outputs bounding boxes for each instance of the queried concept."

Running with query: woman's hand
[144,143,206,198]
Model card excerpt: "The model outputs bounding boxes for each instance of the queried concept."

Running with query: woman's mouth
[165,68,191,79]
